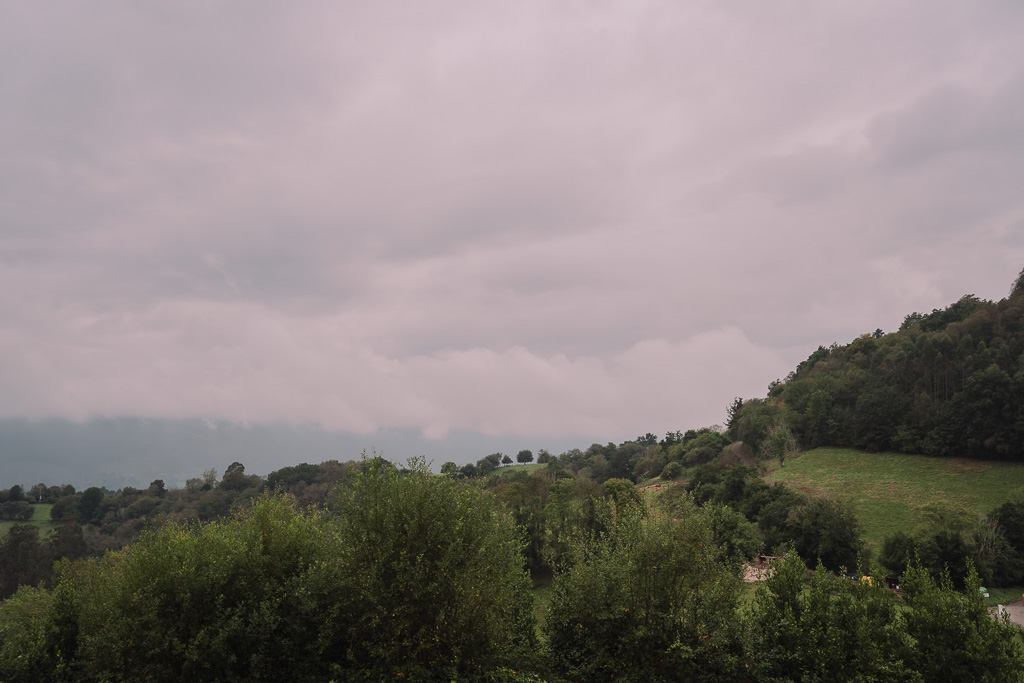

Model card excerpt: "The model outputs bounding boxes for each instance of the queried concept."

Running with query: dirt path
[730,442,756,467]
[993,600,1024,627]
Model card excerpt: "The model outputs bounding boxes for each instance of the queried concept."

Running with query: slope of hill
[731,271,1024,464]
[766,447,1024,550]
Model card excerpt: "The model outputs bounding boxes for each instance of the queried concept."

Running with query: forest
[729,269,1024,461]
[3,272,1024,680]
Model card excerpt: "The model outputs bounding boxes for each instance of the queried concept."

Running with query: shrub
[901,561,1024,681]
[63,494,352,682]
[0,585,52,682]
[704,503,763,571]
[789,496,864,571]
[660,461,683,480]
[5,464,539,681]
[748,551,913,681]
[543,504,745,681]
[330,456,537,678]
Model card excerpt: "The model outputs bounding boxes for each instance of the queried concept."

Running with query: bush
[660,461,683,480]
[704,503,763,571]
[2,464,539,681]
[789,496,864,571]
[59,494,352,682]
[901,561,1024,681]
[749,551,913,681]
[749,552,1024,682]
[543,504,745,681]
[0,585,52,682]
[330,456,537,678]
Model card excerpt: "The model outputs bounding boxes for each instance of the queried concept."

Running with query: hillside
[731,271,1024,464]
[766,447,1024,550]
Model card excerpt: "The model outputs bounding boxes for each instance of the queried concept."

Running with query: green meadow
[0,503,55,539]
[766,448,1024,551]
[489,462,544,479]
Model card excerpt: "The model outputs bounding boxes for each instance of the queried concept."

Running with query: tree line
[730,268,1024,461]
[1,459,1021,682]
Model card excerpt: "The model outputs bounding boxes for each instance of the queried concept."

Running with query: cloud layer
[3,2,1024,443]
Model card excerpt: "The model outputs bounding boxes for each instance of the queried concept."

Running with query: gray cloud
[2,2,1024,451]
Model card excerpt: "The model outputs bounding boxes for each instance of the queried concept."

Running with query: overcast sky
[3,1,1024,450]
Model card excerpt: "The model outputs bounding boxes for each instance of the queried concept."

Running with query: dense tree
[751,551,1024,682]
[729,270,1024,462]
[880,531,919,577]
[46,520,87,565]
[749,552,913,681]
[704,503,763,571]
[990,501,1024,584]
[725,397,744,438]
[516,449,534,464]
[852,385,909,451]
[330,457,536,676]
[76,487,105,526]
[59,495,352,682]
[0,526,46,600]
[49,495,77,522]
[0,501,33,522]
[901,561,1024,681]
[789,496,864,572]
[544,505,745,681]
[219,461,259,491]
[265,462,322,491]
[661,461,683,480]
[476,453,502,475]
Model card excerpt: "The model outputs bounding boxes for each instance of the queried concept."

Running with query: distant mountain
[0,417,585,489]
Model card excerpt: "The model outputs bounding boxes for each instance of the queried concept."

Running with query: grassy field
[766,448,1024,551]
[489,463,545,480]
[0,503,55,539]
[531,577,554,638]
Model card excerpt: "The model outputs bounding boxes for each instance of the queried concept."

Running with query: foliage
[330,456,537,677]
[543,505,745,682]
[733,273,1024,462]
[749,551,914,681]
[762,422,798,466]
[601,478,642,515]
[61,494,352,682]
[750,551,1024,682]
[703,503,763,571]
[901,561,1024,681]
[1,501,34,521]
[0,467,540,681]
[0,525,47,600]
[3,456,1024,681]
[0,585,52,682]
[660,461,683,480]
[789,496,864,572]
